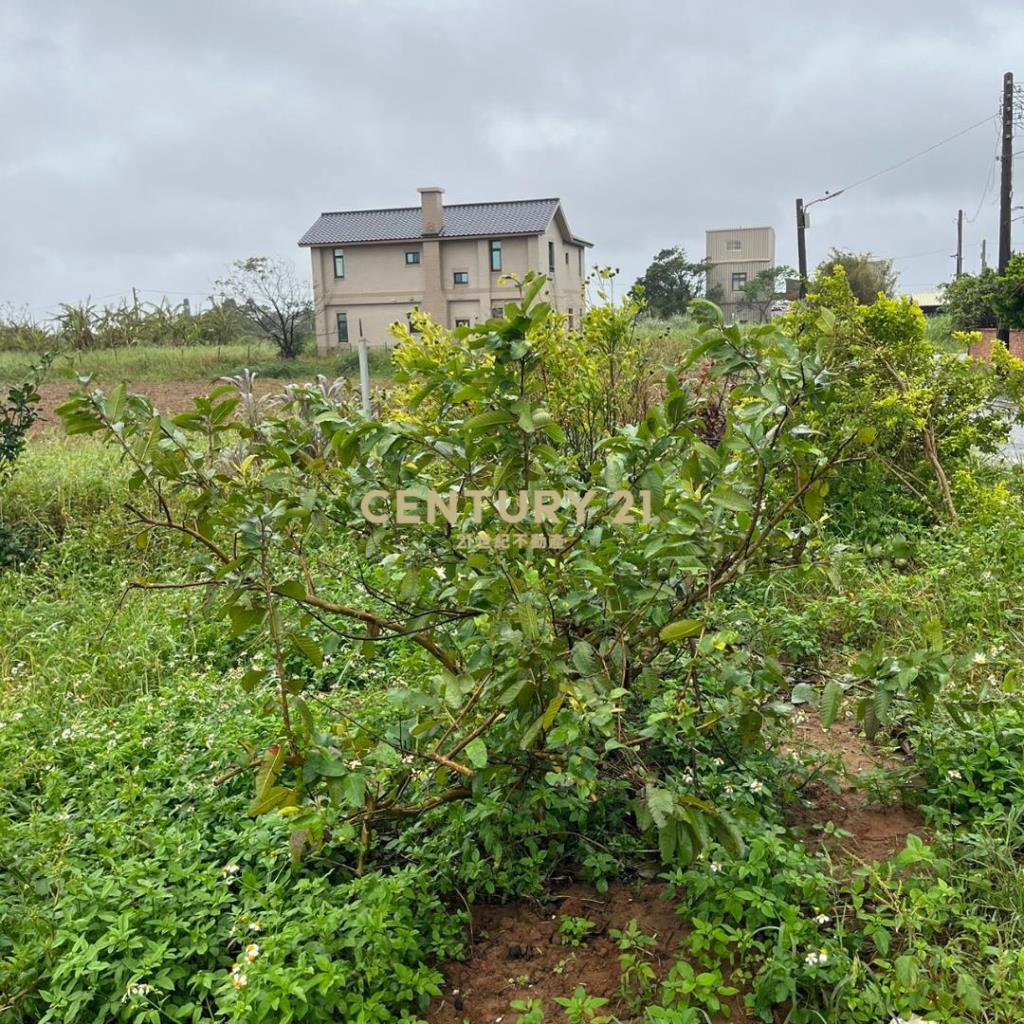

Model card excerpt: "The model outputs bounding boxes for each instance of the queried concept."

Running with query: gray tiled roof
[298,198,562,246]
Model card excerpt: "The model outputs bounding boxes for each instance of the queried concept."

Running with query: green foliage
[57,273,869,874]
[0,354,51,566]
[813,247,897,304]
[557,915,596,947]
[738,265,795,323]
[553,986,611,1024]
[992,252,1024,329]
[786,266,1020,524]
[940,268,1000,330]
[632,247,719,319]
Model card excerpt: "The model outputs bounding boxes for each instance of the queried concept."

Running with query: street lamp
[795,190,845,298]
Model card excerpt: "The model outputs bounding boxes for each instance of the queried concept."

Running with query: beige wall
[309,228,588,352]
[705,226,775,325]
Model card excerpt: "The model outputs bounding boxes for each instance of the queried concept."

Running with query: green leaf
[791,683,816,705]
[856,425,878,445]
[343,773,367,808]
[463,409,516,435]
[821,680,843,729]
[571,641,600,675]
[710,487,751,513]
[464,737,488,769]
[659,619,703,642]
[305,754,348,777]
[289,633,324,668]
[227,604,265,637]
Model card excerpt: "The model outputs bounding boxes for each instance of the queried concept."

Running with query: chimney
[417,186,444,236]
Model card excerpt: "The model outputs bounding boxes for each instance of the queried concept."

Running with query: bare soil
[786,714,926,863]
[31,379,283,434]
[427,718,925,1022]
[426,882,748,1023]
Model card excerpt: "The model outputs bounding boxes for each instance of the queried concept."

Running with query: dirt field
[32,377,298,433]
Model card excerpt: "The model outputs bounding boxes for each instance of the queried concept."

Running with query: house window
[548,241,555,273]
[405,251,420,265]
[726,239,742,252]
[489,239,502,271]
[491,305,503,319]
[333,249,345,278]
[453,271,469,285]
[454,318,470,328]
[336,312,349,344]
[731,272,747,291]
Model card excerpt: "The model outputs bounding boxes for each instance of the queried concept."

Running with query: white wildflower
[245,943,260,962]
[710,861,722,874]
[248,921,262,932]
[814,913,831,925]
[748,780,765,794]
[222,863,241,877]
[947,769,962,780]
[972,652,987,666]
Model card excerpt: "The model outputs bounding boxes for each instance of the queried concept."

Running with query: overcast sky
[2,0,1022,319]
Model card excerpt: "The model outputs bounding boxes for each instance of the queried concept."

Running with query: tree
[632,247,718,318]
[59,276,868,872]
[739,265,795,323]
[813,248,897,305]
[939,269,999,330]
[992,253,1024,330]
[218,257,312,359]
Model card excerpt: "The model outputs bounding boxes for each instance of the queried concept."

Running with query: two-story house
[705,226,776,323]
[298,187,591,352]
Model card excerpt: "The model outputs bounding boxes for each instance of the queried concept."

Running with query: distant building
[298,187,591,352]
[706,226,776,323]
[908,290,944,316]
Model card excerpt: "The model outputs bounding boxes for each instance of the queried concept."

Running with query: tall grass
[0,342,396,385]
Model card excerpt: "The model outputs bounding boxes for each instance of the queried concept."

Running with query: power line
[835,112,999,197]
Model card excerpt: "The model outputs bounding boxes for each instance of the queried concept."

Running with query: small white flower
[947,769,963,780]
[748,780,765,794]
[712,757,725,767]
[710,861,722,873]
[804,948,829,966]
[245,943,260,961]
[814,913,831,925]
[222,863,241,877]
[723,784,734,795]
[248,921,262,932]
[61,728,74,740]
[972,652,987,666]
[232,973,248,988]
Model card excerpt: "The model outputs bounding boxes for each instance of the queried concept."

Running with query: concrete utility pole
[796,198,808,298]
[795,191,844,299]
[956,209,964,279]
[981,238,988,273]
[998,70,1014,343]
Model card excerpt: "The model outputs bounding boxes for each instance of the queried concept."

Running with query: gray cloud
[2,0,1022,317]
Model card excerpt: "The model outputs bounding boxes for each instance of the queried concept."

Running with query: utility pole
[956,209,964,279]
[981,239,988,272]
[796,198,808,298]
[998,70,1014,343]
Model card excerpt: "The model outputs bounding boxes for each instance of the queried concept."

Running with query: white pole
[357,337,371,415]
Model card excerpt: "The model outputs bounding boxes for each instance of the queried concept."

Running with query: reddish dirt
[30,378,284,434]
[426,882,748,1023]
[786,713,926,863]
